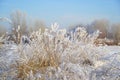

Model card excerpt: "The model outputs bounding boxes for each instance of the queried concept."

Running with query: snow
[0,44,18,77]
[0,44,120,80]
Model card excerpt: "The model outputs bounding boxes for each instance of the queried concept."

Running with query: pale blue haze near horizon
[0,0,120,27]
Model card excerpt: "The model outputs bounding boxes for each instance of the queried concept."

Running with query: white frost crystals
[0,23,120,80]
[51,22,59,32]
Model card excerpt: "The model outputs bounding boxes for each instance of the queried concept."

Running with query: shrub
[111,23,120,44]
[0,25,7,37]
[10,23,100,80]
[91,19,109,38]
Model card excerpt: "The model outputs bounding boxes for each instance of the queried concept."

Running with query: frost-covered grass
[0,23,120,80]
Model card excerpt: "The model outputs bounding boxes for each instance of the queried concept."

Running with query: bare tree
[10,10,27,34]
[111,23,120,43]
[91,19,109,38]
[28,19,45,33]
[10,10,27,44]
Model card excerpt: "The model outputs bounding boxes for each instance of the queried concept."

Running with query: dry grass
[1,23,115,80]
[13,25,97,79]
[15,44,61,79]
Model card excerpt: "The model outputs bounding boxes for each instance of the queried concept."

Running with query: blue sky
[0,0,120,27]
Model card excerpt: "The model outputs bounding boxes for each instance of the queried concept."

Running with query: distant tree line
[0,10,120,44]
[68,19,120,44]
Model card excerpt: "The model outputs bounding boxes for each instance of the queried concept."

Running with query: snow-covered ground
[91,46,120,80]
[0,44,18,79]
[0,44,120,80]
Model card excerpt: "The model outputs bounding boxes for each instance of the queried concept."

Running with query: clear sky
[0,0,120,27]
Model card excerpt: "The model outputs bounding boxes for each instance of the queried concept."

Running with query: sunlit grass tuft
[15,45,60,79]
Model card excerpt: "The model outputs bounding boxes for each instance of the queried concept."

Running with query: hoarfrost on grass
[0,23,120,80]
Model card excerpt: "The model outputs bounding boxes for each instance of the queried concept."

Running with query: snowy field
[0,24,120,80]
[0,44,120,80]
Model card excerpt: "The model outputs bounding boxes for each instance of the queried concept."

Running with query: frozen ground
[0,44,19,79]
[0,44,120,80]
[90,46,120,80]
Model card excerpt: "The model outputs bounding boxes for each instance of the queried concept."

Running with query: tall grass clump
[9,23,100,80]
[0,23,103,80]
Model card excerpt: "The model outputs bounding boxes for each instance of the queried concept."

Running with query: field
[0,24,120,80]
